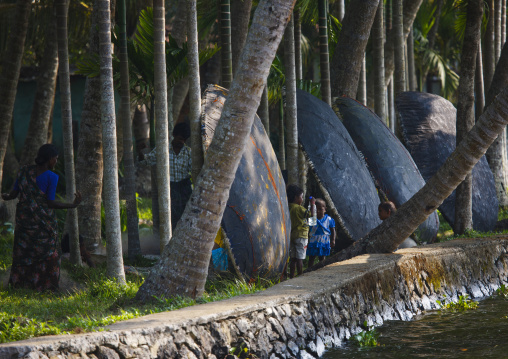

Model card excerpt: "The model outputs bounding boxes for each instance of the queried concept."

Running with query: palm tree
[220,0,233,87]
[189,0,204,184]
[231,0,253,74]
[285,14,299,186]
[118,0,141,260]
[76,2,104,254]
[0,0,31,188]
[20,9,59,166]
[318,0,331,105]
[330,0,379,98]
[171,0,189,123]
[56,0,81,265]
[384,0,423,87]
[393,0,406,97]
[454,0,483,234]
[135,0,296,300]
[495,0,502,61]
[372,0,386,121]
[309,85,508,270]
[153,0,171,250]
[98,0,125,284]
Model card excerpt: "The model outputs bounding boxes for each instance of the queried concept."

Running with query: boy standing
[287,184,314,278]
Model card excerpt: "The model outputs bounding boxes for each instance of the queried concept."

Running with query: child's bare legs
[308,255,326,268]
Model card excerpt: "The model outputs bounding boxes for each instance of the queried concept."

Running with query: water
[323,296,508,358]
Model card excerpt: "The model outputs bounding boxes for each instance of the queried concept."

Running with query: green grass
[351,321,380,347]
[0,234,274,344]
[436,294,479,312]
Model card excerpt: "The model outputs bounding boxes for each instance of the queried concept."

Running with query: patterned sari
[9,166,60,291]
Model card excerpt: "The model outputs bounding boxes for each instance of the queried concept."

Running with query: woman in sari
[1,144,81,291]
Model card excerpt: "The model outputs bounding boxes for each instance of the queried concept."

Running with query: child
[378,201,417,249]
[307,198,336,268]
[287,184,314,278]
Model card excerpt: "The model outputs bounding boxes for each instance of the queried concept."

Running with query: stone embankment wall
[1,238,507,359]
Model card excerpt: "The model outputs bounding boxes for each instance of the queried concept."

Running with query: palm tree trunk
[337,0,345,21]
[136,0,296,300]
[421,0,443,83]
[189,0,204,183]
[318,0,331,106]
[384,0,423,87]
[153,0,171,250]
[388,77,395,130]
[357,55,367,105]
[257,84,270,133]
[76,0,104,253]
[278,98,286,170]
[0,0,31,188]
[284,14,298,185]
[484,0,495,92]
[294,10,302,81]
[231,0,252,74]
[98,0,125,283]
[20,11,58,166]
[475,43,485,122]
[309,85,508,269]
[171,0,189,124]
[393,0,406,97]
[454,0,483,234]
[372,0,386,121]
[496,0,502,62]
[330,0,379,98]
[486,42,508,207]
[502,0,506,45]
[220,0,233,88]
[407,25,417,91]
[56,0,81,265]
[119,0,141,260]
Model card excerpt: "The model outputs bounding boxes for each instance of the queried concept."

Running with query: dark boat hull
[201,85,290,278]
[396,91,498,232]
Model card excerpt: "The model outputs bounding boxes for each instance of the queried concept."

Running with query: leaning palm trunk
[0,0,31,187]
[384,0,423,87]
[98,0,125,284]
[318,0,331,106]
[330,0,379,98]
[284,14,298,185]
[308,85,508,270]
[56,0,81,265]
[153,0,171,250]
[20,11,58,166]
[135,0,296,300]
[486,42,508,207]
[189,0,204,182]
[372,0,386,121]
[220,0,233,88]
[119,0,141,260]
[454,0,483,234]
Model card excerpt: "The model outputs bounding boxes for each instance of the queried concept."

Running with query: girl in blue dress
[307,198,336,268]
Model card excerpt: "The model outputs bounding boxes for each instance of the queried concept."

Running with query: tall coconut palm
[76,1,104,253]
[495,0,502,61]
[188,0,203,190]
[0,0,31,188]
[330,0,379,98]
[20,9,59,166]
[318,0,331,105]
[285,14,299,186]
[484,0,495,92]
[310,84,508,269]
[372,0,386,121]
[258,85,270,133]
[220,0,233,88]
[118,0,141,260]
[98,0,125,283]
[475,43,485,122]
[454,0,483,234]
[153,0,171,249]
[407,25,417,91]
[56,0,81,265]
[358,56,367,105]
[294,10,302,80]
[171,0,189,123]
[135,0,296,300]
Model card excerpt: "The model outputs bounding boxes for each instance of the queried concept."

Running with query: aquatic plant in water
[351,321,380,347]
[436,294,478,312]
